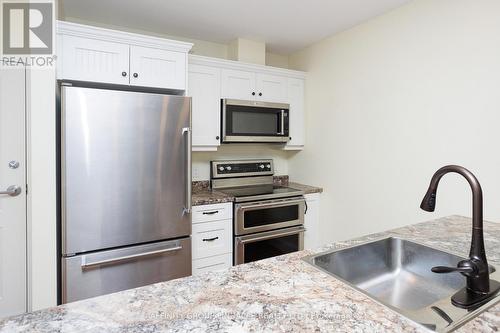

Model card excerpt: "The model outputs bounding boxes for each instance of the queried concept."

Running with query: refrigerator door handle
[81,245,183,270]
[182,127,192,214]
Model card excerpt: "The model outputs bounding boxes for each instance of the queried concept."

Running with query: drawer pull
[202,210,219,215]
[202,237,219,242]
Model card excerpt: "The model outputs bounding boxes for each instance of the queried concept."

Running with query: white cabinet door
[58,35,130,85]
[0,67,27,317]
[221,69,256,100]
[285,78,305,149]
[255,73,288,103]
[304,193,320,250]
[188,65,221,149]
[130,46,186,90]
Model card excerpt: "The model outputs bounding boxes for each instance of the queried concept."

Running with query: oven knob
[226,166,232,171]
[218,166,225,172]
[266,164,271,169]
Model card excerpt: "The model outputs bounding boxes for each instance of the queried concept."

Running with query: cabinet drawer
[192,253,232,276]
[192,219,232,260]
[192,202,232,223]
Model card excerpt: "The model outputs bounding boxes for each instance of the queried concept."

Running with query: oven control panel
[211,160,274,178]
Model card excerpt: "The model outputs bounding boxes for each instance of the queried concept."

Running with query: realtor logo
[2,2,53,54]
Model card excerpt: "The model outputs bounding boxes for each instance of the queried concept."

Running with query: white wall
[193,145,291,181]
[289,0,500,244]
[61,17,290,69]
[26,68,57,310]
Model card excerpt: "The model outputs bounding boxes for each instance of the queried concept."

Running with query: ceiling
[60,0,412,54]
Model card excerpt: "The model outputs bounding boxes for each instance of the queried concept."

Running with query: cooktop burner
[217,185,304,202]
[210,159,305,202]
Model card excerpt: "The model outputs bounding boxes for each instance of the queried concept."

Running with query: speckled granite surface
[6,216,497,333]
[288,181,323,194]
[192,187,234,206]
[192,177,322,206]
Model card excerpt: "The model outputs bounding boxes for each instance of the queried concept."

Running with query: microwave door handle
[279,110,285,135]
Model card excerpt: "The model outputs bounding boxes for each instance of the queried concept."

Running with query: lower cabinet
[192,253,232,276]
[304,193,321,250]
[191,203,233,275]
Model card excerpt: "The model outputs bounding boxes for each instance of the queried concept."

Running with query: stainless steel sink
[304,237,500,332]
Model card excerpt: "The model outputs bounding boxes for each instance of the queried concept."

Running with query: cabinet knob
[133,73,138,78]
[216,136,220,140]
[252,92,256,96]
[121,71,127,77]
[289,137,292,140]
[259,92,262,96]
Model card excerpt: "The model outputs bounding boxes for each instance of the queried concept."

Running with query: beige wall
[289,0,500,244]
[193,146,291,181]
[61,17,289,68]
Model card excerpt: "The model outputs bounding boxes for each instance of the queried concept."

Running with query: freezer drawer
[62,237,191,303]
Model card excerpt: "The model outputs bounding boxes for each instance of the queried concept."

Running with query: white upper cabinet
[129,46,186,90]
[189,55,306,151]
[58,35,130,85]
[56,21,192,90]
[221,69,256,100]
[255,73,288,103]
[188,64,221,150]
[285,78,305,149]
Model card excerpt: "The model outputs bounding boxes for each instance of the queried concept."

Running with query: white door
[0,67,27,317]
[255,73,288,103]
[285,78,305,148]
[130,46,186,90]
[58,35,130,85]
[221,69,256,100]
[188,64,221,149]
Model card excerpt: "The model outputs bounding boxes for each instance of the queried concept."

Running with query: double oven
[211,160,305,265]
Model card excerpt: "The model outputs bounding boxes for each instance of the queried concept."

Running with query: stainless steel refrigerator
[60,85,192,303]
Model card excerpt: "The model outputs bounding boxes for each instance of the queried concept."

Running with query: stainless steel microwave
[221,99,290,143]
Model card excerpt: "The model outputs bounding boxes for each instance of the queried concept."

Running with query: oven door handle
[237,226,306,244]
[236,197,305,211]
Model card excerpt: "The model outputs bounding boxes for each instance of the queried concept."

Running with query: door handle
[182,127,192,214]
[278,110,285,135]
[0,185,21,197]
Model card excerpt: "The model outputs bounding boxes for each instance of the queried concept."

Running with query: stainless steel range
[211,160,306,265]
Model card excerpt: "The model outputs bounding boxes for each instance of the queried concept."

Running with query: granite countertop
[192,177,323,206]
[288,181,323,194]
[2,215,500,332]
[192,181,234,206]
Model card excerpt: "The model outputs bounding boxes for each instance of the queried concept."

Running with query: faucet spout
[421,165,500,309]
[421,165,486,262]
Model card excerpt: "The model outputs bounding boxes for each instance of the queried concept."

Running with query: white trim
[24,67,32,313]
[56,20,193,53]
[189,54,306,79]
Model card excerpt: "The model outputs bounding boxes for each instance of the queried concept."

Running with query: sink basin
[304,237,500,332]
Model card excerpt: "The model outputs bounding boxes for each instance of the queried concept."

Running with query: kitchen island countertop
[2,215,500,332]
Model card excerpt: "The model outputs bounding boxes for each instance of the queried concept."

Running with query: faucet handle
[431,266,475,274]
